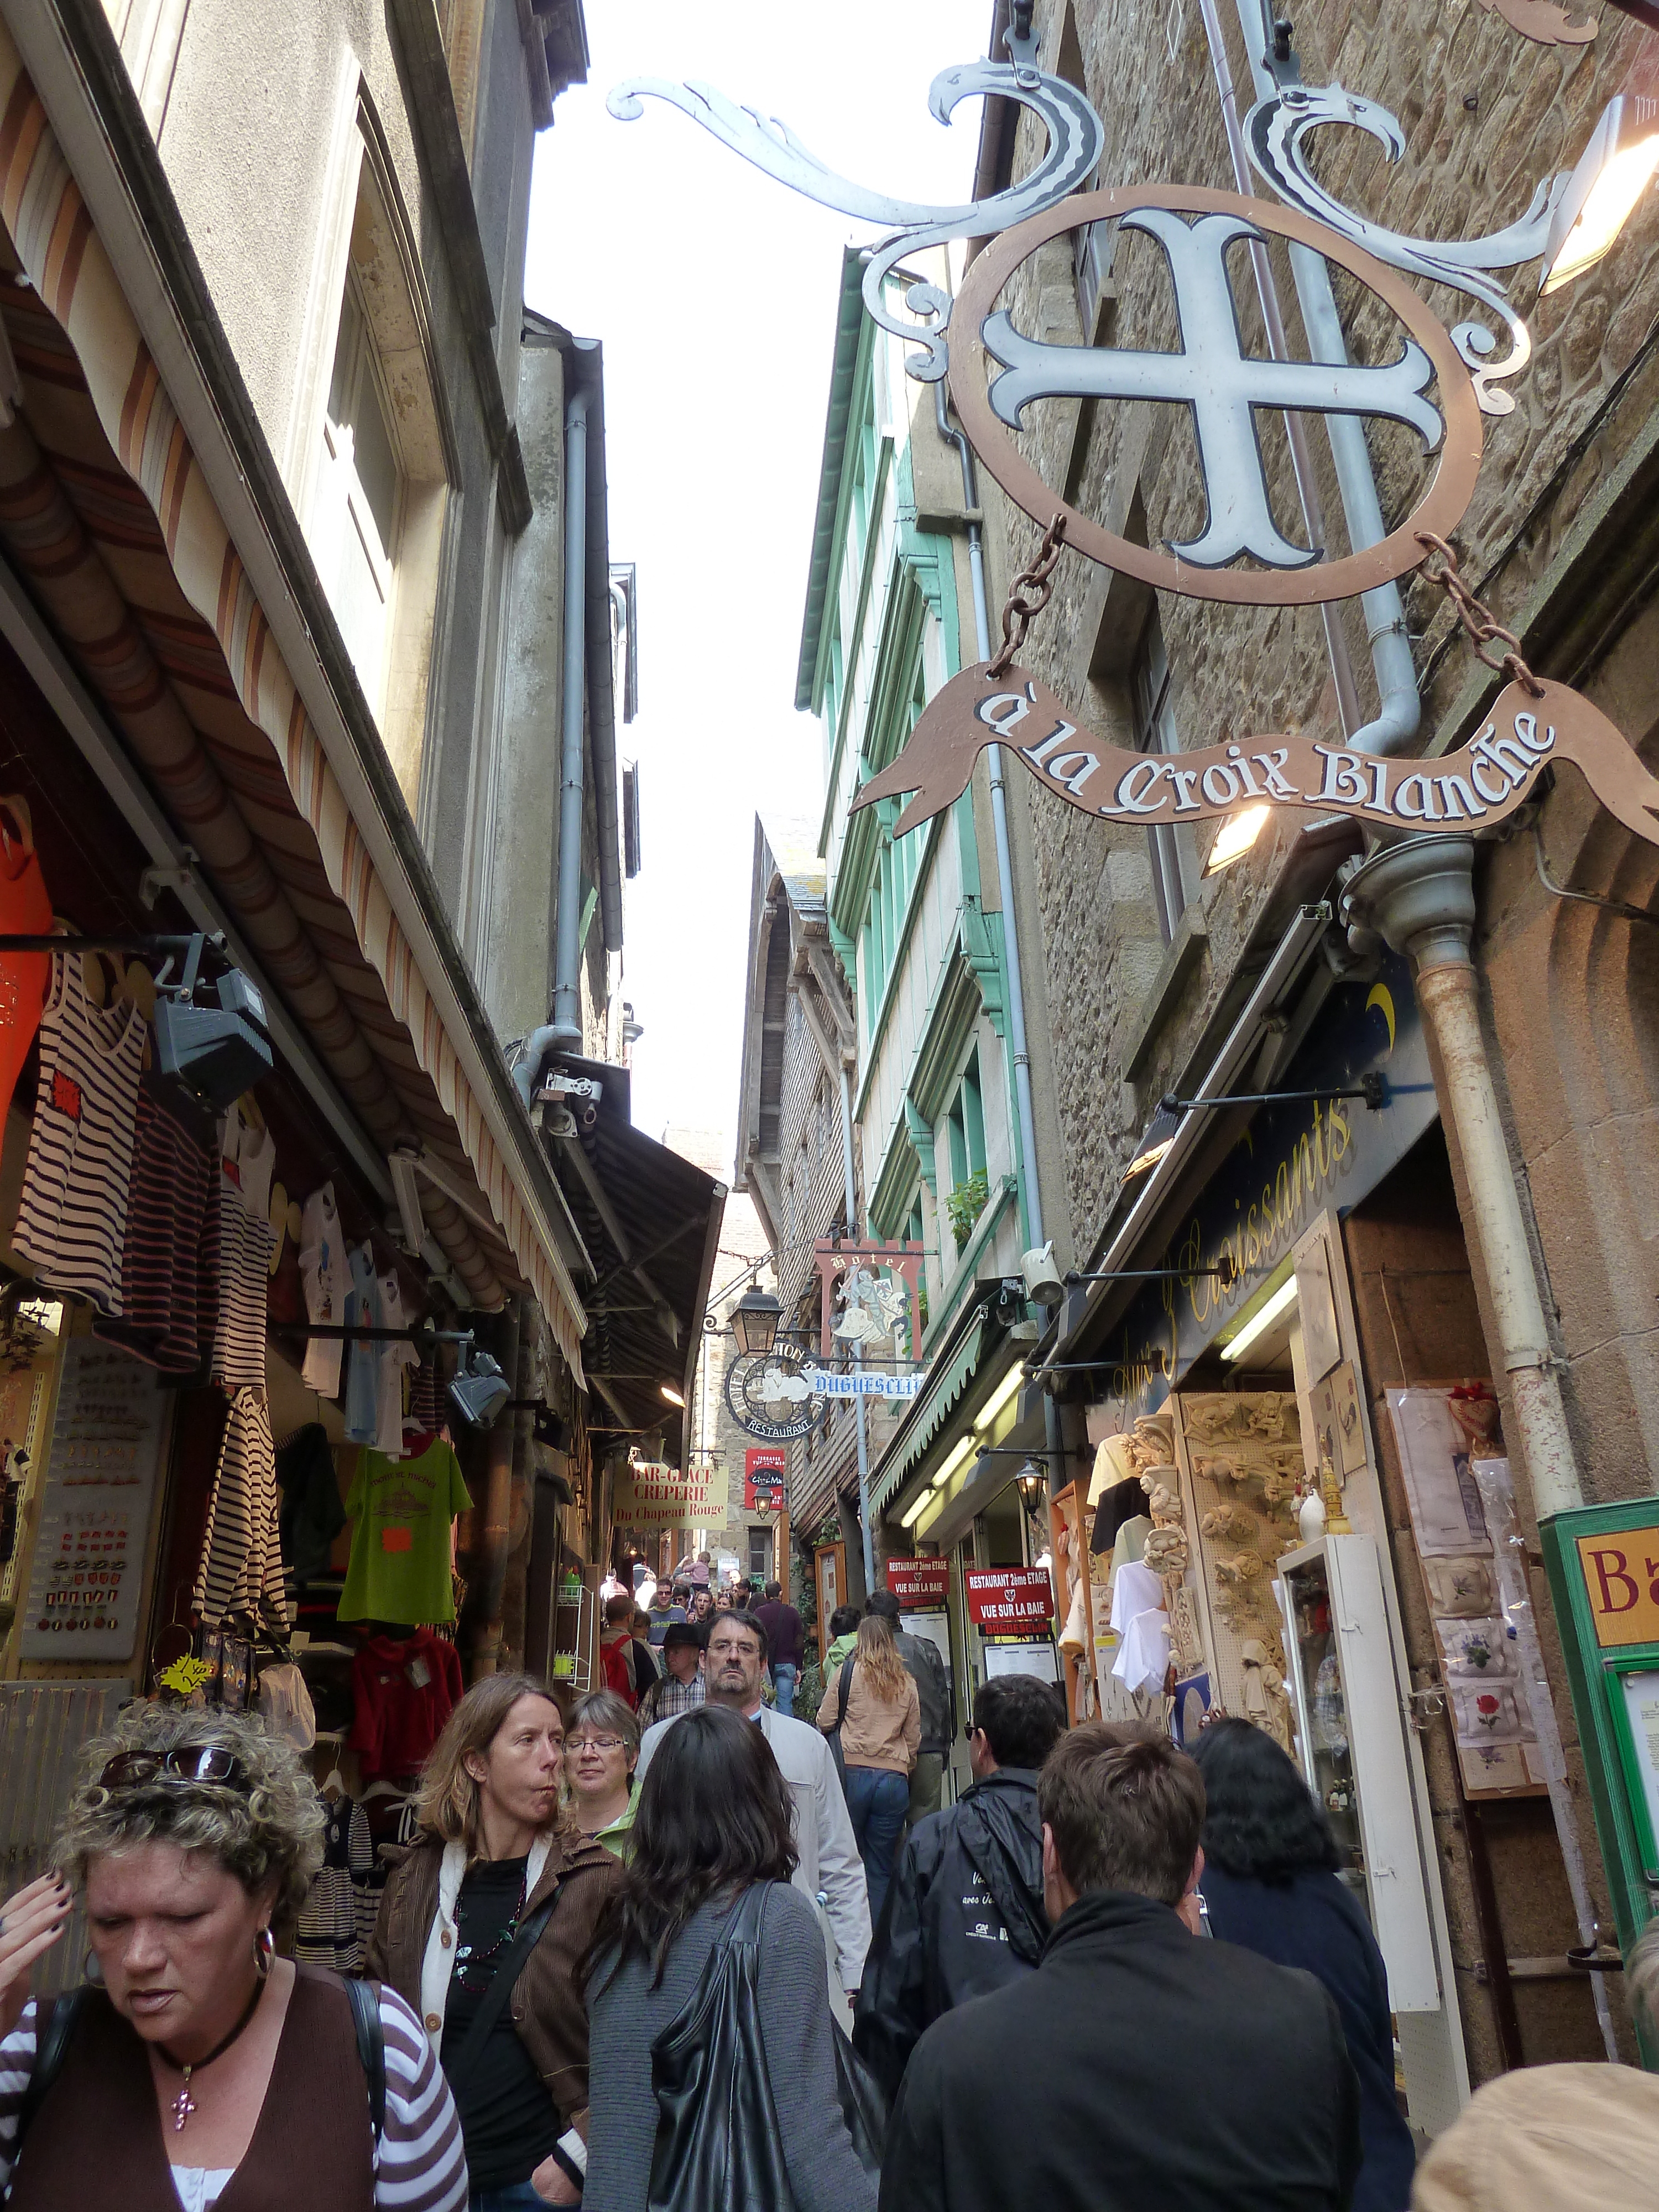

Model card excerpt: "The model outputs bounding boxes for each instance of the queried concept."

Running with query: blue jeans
[771,1661,799,1717]
[469,2187,564,2210]
[843,1765,910,1927]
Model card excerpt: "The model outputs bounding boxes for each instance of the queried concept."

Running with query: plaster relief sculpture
[1240,1637,1296,1756]
[1142,1525,1191,1577]
[1201,1503,1256,1545]
[1144,1482,1183,1524]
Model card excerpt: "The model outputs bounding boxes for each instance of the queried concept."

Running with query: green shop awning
[869,1315,989,1517]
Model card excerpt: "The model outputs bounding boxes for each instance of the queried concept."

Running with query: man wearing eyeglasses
[635,1612,871,2010]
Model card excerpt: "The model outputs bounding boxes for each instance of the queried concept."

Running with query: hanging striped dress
[192,1388,290,1631]
[12,953,145,1314]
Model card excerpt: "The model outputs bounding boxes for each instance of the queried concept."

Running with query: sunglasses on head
[98,1747,251,1793]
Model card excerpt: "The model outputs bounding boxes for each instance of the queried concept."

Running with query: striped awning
[0,30,585,1374]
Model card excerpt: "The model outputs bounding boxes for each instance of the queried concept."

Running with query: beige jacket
[818,1658,921,1775]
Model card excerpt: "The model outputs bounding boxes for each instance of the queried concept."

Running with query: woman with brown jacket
[817,1614,921,1924]
[368,1673,622,2211]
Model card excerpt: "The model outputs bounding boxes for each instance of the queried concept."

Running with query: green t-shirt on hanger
[339,1435,472,1625]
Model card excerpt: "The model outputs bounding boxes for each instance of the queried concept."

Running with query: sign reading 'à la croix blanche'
[853,667,1659,854]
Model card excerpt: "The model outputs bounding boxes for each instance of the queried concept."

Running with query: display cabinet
[1276,1533,1440,2011]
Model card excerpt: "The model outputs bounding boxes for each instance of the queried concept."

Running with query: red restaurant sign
[885,1556,951,1608]
[964,1566,1054,1631]
[744,1446,786,1511]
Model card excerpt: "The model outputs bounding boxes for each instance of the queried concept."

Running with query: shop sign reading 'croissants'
[851,665,1659,852]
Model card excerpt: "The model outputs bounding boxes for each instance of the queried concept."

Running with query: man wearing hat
[637,1620,706,1728]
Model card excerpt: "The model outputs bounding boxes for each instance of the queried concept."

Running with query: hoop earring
[82,1949,105,1987]
[254,1927,274,1981]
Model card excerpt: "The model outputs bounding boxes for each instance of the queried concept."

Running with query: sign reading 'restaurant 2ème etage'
[852,669,1659,851]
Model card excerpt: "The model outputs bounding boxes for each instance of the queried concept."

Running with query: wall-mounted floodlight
[1203,803,1272,877]
[1540,95,1659,296]
[1220,1275,1300,1364]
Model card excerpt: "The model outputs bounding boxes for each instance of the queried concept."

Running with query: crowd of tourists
[1,1593,1657,2212]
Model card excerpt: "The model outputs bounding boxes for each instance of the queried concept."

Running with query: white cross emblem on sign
[982,207,1446,570]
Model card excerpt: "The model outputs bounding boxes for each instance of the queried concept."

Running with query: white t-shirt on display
[299,1182,351,1396]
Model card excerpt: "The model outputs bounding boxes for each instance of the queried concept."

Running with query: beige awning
[0,28,586,1374]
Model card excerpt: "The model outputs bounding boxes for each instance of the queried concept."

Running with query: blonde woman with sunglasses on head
[0,1703,467,2211]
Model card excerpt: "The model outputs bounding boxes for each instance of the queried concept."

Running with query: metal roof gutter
[794,251,869,711]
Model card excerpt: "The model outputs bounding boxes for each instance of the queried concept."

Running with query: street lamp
[731,1287,782,1358]
[1540,95,1659,296]
[659,1383,685,1408]
[1015,1460,1048,1519]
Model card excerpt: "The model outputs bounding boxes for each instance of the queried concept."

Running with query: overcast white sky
[525,0,989,1168]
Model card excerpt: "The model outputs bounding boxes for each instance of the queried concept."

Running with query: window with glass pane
[1133,612,1200,944]
[317,278,404,718]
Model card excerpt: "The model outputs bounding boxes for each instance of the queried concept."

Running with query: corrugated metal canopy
[537,1052,726,1461]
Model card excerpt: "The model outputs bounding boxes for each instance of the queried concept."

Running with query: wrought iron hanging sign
[724,1347,826,1443]
[615,40,1659,854]
[949,184,1483,601]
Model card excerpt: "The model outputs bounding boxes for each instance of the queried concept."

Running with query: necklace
[156,1976,267,2132]
[453,1859,530,1992]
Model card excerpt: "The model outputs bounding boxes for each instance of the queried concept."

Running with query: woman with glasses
[367,1673,622,2211]
[0,1703,468,2210]
[562,1692,639,1859]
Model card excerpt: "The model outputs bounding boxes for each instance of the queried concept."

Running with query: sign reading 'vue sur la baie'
[965,1566,1055,1631]
[886,1556,951,1608]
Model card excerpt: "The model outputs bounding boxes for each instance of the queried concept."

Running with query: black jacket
[894,1631,951,1754]
[879,1888,1361,2212]
[853,1767,1047,2101]
[1198,1865,1416,2212]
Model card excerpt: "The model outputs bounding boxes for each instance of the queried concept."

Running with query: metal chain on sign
[987,512,1068,678]
[1415,531,1545,699]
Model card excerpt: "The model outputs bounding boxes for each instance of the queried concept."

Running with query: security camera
[1020,1243,1065,1311]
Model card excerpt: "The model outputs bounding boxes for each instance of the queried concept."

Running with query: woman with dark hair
[1192,1718,1416,2212]
[583,1705,877,2212]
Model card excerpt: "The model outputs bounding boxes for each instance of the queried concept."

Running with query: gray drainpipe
[1219,0,1419,754]
[933,382,1045,1250]
[551,385,590,1046]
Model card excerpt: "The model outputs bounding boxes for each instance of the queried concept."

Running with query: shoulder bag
[823,1655,856,1800]
[646,1882,884,2212]
[440,1888,559,2104]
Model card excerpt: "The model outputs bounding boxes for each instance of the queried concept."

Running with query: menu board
[19,1337,166,1661]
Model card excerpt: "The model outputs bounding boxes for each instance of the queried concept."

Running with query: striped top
[13,953,145,1315]
[0,1983,467,2212]
[192,1387,290,1634]
[93,1071,216,1374]
[210,1162,275,1391]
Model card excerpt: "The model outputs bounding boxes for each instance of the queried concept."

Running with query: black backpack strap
[345,1976,385,2143]
[440,1887,560,2104]
[14,1988,87,2156]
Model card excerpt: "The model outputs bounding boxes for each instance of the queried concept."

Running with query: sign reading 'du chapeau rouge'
[852,664,1659,851]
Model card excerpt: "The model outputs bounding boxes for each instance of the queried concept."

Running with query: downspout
[1218,0,1420,753]
[933,383,1045,1250]
[551,385,589,1047]
[838,1061,877,1595]
[1343,838,1581,1519]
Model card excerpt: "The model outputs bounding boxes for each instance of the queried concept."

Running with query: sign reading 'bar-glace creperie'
[852,665,1659,851]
